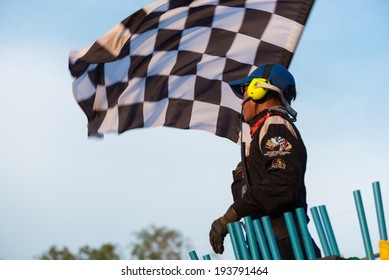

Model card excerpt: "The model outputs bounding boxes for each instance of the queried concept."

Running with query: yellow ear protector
[247,78,281,101]
[247,78,270,101]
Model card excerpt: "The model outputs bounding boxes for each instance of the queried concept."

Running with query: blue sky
[1,0,388,260]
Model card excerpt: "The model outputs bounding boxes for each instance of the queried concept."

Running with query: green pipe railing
[373,181,388,241]
[189,181,386,260]
[318,205,340,256]
[252,218,272,260]
[284,212,304,260]
[261,216,281,260]
[310,206,331,256]
[353,190,375,260]
[296,207,317,260]
[243,216,261,260]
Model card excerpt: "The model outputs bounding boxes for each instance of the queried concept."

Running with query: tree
[36,225,190,260]
[77,244,119,260]
[38,246,76,260]
[130,225,190,260]
[37,243,120,260]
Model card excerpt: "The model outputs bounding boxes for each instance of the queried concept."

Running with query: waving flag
[69,0,314,143]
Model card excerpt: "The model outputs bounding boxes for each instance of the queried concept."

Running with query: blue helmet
[229,64,296,102]
[228,64,297,120]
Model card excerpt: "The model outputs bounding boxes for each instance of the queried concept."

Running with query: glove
[209,207,240,254]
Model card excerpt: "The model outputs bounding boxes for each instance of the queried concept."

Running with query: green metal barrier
[189,181,386,260]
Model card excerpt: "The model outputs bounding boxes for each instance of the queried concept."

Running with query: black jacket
[232,106,308,221]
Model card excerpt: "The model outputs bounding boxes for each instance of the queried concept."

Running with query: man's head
[228,64,297,121]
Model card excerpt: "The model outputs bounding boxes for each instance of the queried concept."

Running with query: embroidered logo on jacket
[264,136,292,157]
[270,158,286,170]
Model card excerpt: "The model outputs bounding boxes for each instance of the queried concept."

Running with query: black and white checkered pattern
[69,0,314,143]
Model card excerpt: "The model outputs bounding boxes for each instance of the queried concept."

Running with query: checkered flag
[69,0,314,143]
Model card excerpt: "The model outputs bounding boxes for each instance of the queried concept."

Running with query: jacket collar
[249,106,289,137]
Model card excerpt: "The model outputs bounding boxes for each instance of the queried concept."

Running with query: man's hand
[209,207,240,254]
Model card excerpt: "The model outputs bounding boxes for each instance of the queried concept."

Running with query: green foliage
[130,225,190,260]
[77,244,120,260]
[37,243,119,260]
[37,225,190,260]
[38,246,76,260]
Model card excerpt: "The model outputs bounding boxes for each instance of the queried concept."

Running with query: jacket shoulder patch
[264,136,292,157]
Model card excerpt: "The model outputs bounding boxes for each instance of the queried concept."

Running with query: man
[209,64,321,259]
